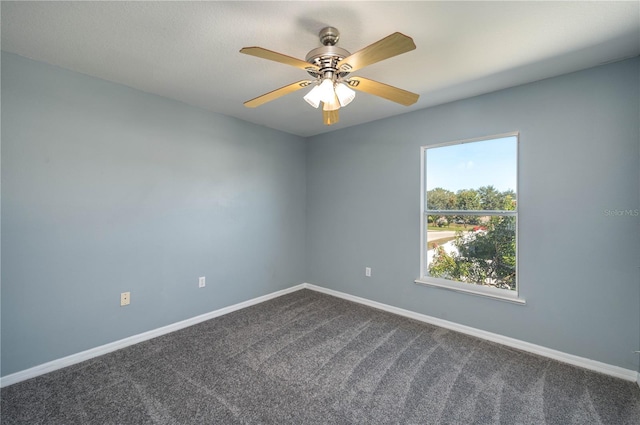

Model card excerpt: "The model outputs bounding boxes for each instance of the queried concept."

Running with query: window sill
[414,278,526,305]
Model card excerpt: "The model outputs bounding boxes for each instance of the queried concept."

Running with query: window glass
[421,135,518,294]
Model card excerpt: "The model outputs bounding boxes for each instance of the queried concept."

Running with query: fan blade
[337,32,416,73]
[347,76,419,106]
[244,80,313,108]
[240,47,319,72]
[323,109,339,125]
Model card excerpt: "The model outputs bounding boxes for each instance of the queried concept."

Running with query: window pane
[425,137,517,210]
[427,215,516,291]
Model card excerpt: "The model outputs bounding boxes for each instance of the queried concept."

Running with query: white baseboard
[3,282,637,388]
[302,283,639,383]
[0,284,306,388]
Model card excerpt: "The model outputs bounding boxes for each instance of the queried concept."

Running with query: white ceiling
[1,1,638,137]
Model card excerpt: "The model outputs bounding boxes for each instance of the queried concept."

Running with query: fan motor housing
[304,27,352,79]
[305,45,351,79]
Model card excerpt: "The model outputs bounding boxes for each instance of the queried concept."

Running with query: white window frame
[415,132,524,304]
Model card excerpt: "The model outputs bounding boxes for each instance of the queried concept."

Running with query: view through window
[421,134,518,295]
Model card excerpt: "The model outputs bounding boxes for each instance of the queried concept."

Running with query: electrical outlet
[365,267,372,277]
[198,276,206,288]
[120,292,130,306]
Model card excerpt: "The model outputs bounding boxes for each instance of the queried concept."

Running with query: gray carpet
[2,289,639,424]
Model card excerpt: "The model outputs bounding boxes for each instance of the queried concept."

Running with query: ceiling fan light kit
[323,93,341,112]
[240,27,419,126]
[303,86,322,108]
[335,82,356,107]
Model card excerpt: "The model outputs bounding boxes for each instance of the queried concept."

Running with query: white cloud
[457,160,475,170]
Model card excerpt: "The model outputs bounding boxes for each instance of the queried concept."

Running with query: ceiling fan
[240,27,420,126]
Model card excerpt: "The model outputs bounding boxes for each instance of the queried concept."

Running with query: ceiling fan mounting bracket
[319,27,340,46]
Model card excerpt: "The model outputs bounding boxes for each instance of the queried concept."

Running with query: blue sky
[426,136,517,192]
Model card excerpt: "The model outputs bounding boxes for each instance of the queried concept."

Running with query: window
[416,133,522,303]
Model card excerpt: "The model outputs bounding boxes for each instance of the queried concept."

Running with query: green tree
[455,189,480,225]
[456,189,480,210]
[429,245,457,277]
[477,185,502,210]
[427,188,456,210]
[501,189,516,211]
[428,216,516,290]
[427,188,457,227]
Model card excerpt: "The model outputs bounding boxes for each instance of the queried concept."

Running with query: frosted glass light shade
[335,83,356,107]
[305,78,354,110]
[318,78,335,103]
[323,94,340,111]
[303,85,322,108]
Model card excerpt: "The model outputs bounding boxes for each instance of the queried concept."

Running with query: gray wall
[2,51,639,378]
[1,53,307,376]
[306,58,640,371]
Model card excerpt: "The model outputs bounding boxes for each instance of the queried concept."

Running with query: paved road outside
[427,230,457,242]
[427,228,482,263]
